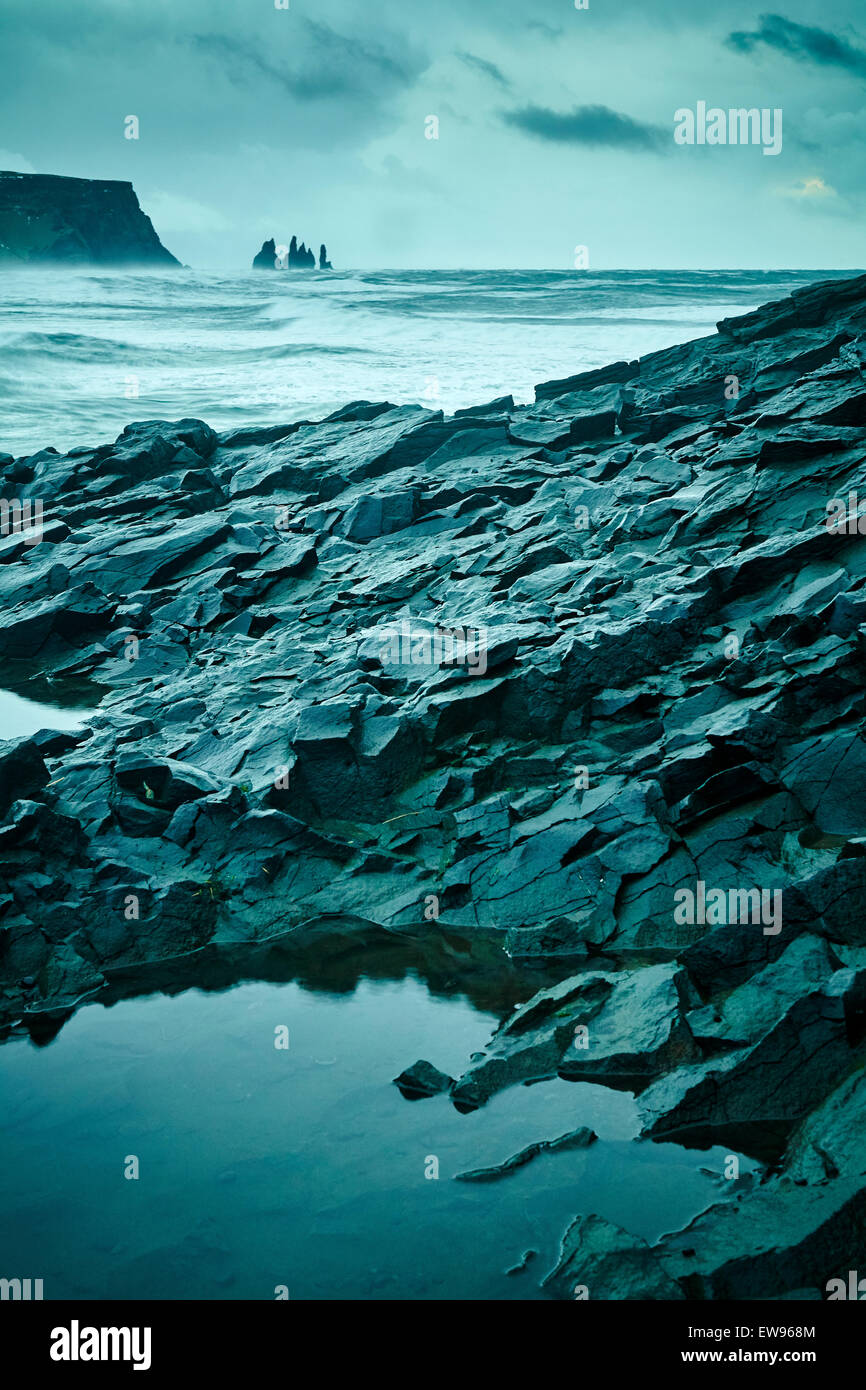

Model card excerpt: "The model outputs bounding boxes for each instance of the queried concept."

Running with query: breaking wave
[0,266,854,457]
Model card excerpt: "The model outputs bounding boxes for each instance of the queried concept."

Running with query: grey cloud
[193,19,428,102]
[305,19,427,89]
[456,50,511,89]
[2,0,865,269]
[525,21,564,41]
[727,14,866,77]
[193,33,345,100]
[502,103,667,151]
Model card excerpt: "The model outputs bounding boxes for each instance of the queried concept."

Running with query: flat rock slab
[455,1126,597,1182]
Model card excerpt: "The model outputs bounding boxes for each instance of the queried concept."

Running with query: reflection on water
[0,687,98,740]
[0,927,758,1300]
[0,668,103,741]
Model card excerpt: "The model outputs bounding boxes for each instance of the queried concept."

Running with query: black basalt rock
[252,238,278,270]
[252,233,332,270]
[0,171,180,266]
[5,273,866,1294]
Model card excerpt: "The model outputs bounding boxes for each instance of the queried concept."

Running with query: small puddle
[0,687,98,740]
[0,932,758,1300]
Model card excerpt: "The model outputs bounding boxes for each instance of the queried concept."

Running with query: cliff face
[0,172,180,267]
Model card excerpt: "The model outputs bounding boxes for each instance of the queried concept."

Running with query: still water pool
[0,935,753,1300]
[0,684,99,740]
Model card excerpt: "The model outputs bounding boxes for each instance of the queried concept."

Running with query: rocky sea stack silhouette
[252,235,333,271]
[0,171,180,266]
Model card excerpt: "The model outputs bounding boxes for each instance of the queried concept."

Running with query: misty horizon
[2,0,865,270]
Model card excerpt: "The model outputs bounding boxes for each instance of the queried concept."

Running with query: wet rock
[0,799,86,860]
[5,271,866,1283]
[541,1213,684,1301]
[450,971,615,1109]
[341,490,420,541]
[74,880,219,968]
[455,1126,596,1181]
[451,962,699,1108]
[686,934,841,1050]
[654,1172,866,1301]
[640,969,866,1150]
[0,739,49,815]
[114,752,223,810]
[781,1067,866,1191]
[393,1059,454,1099]
[558,962,701,1088]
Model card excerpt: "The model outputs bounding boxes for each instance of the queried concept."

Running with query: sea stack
[252,238,278,270]
[0,171,180,266]
[252,234,333,270]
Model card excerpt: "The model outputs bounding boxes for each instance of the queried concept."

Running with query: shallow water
[0,267,855,457]
[0,687,97,740]
[0,949,756,1300]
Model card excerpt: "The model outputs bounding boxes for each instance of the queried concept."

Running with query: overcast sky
[2,0,865,268]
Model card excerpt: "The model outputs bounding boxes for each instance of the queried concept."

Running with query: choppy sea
[0,267,856,458]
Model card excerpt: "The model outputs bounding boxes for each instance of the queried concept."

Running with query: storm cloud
[0,0,864,268]
[194,20,428,103]
[727,13,866,77]
[502,104,667,151]
[455,50,511,89]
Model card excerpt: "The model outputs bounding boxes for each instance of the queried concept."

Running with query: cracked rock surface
[3,272,866,1297]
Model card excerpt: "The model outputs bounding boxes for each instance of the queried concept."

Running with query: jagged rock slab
[4,272,866,1290]
[541,1213,685,1300]
[454,1126,596,1182]
[640,969,866,1150]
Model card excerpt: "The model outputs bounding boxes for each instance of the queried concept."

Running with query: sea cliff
[0,172,180,266]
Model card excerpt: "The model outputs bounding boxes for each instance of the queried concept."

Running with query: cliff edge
[0,171,180,267]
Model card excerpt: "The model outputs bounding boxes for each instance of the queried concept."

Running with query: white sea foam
[0,267,847,456]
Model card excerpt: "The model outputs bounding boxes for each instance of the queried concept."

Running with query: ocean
[0,267,856,459]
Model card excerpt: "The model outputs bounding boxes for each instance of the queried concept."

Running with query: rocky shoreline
[2,271,866,1298]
